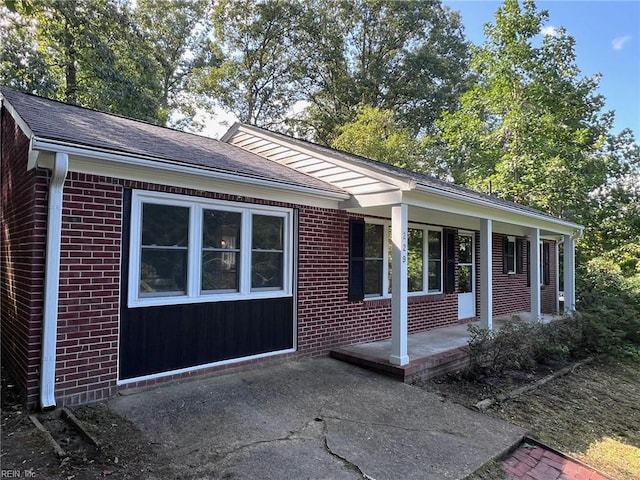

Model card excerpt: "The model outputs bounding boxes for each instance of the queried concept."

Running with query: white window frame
[364,219,389,299]
[506,235,516,274]
[363,219,443,300]
[129,190,293,308]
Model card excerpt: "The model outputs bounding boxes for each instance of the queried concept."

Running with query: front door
[458,233,475,319]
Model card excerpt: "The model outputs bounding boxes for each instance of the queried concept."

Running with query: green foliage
[331,105,432,173]
[199,0,303,129]
[0,0,213,125]
[434,0,617,226]
[575,265,640,352]
[295,0,471,143]
[466,265,640,377]
[133,0,217,128]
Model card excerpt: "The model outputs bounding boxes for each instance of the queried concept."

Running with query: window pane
[408,229,423,292]
[428,260,441,292]
[203,210,241,249]
[428,231,441,260]
[140,249,187,294]
[364,224,384,258]
[365,260,382,295]
[459,235,473,264]
[506,240,515,272]
[251,252,283,289]
[202,252,238,291]
[458,264,472,293]
[142,203,189,246]
[252,215,283,250]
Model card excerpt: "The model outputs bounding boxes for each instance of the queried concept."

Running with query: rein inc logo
[0,470,36,478]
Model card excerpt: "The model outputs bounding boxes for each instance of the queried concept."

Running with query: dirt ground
[1,368,172,479]
[418,355,640,480]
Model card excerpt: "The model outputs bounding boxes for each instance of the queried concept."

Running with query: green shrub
[464,265,640,378]
[576,265,640,352]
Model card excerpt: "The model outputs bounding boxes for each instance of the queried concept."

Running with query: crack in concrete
[318,417,373,480]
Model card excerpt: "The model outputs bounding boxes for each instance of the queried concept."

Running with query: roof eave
[415,182,584,233]
[31,137,351,202]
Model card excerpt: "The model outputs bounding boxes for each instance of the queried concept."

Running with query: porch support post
[389,203,409,366]
[529,227,541,321]
[563,235,576,314]
[480,219,493,329]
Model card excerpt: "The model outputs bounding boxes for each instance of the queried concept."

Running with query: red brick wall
[55,173,123,405]
[492,233,531,317]
[1,108,48,407]
[492,234,557,317]
[296,207,461,356]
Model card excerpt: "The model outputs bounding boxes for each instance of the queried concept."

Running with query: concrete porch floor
[330,312,557,383]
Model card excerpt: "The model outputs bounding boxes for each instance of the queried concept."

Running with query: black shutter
[444,229,456,293]
[543,242,551,285]
[526,241,531,287]
[502,236,509,274]
[348,219,365,301]
[516,238,524,274]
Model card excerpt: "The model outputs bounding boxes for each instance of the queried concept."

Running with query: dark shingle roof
[0,87,345,195]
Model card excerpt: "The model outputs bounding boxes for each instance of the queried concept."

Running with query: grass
[487,355,640,479]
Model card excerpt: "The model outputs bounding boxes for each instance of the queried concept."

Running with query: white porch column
[529,228,541,321]
[563,235,576,314]
[480,219,493,329]
[390,203,409,366]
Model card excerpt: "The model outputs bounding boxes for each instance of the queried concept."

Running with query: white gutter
[31,138,350,201]
[40,152,69,410]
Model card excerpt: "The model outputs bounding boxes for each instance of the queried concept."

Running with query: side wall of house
[55,173,123,405]
[1,109,48,407]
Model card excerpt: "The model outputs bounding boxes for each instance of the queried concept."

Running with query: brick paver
[503,442,611,480]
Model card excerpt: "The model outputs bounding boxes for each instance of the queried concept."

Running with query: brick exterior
[1,109,48,407]
[492,233,557,317]
[1,108,558,406]
[55,172,123,405]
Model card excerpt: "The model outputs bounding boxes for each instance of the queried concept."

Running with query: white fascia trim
[414,184,584,235]
[40,152,69,409]
[30,138,350,203]
[224,123,416,191]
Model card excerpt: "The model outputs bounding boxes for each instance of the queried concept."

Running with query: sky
[443,0,640,138]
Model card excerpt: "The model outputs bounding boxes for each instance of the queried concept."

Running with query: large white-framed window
[363,220,443,299]
[129,190,293,307]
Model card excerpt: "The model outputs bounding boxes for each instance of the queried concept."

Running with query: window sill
[129,290,293,309]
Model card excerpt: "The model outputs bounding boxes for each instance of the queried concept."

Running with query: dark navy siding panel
[119,297,294,380]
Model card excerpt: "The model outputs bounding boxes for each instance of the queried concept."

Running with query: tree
[199,0,303,129]
[1,0,163,123]
[435,0,615,226]
[204,0,470,141]
[295,0,471,143]
[331,105,431,173]
[133,0,220,128]
[0,8,57,96]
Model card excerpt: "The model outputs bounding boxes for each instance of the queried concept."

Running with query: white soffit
[226,128,405,196]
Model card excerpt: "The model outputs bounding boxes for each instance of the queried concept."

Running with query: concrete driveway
[109,358,524,479]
